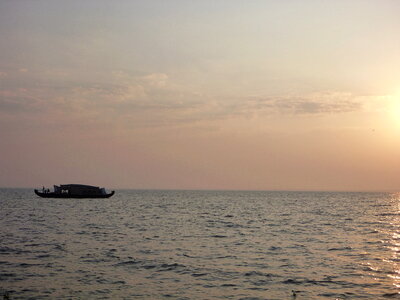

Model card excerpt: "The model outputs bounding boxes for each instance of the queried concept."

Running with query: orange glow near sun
[388,92,400,129]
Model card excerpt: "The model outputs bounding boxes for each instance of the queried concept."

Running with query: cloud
[237,92,363,116]
[0,89,42,113]
[0,68,371,131]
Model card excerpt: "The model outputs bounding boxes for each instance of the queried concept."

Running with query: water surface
[1,189,400,299]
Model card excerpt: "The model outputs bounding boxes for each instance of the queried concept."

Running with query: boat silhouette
[34,184,115,198]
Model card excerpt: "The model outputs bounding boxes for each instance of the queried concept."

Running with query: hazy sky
[1,0,400,191]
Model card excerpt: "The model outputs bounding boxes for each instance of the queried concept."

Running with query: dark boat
[34,184,115,198]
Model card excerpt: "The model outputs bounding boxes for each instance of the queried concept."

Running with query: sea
[1,189,400,299]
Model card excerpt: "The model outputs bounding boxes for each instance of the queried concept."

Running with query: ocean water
[1,189,400,299]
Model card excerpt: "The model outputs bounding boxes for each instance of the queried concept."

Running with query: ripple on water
[1,189,399,299]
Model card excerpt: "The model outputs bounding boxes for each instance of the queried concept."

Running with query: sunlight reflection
[387,193,400,290]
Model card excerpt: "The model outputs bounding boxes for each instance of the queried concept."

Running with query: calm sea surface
[1,189,400,299]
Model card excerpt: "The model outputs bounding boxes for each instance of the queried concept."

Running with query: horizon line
[0,186,398,194]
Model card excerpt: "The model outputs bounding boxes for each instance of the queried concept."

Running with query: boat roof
[59,184,101,189]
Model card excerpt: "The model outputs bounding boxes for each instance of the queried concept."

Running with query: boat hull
[34,189,115,198]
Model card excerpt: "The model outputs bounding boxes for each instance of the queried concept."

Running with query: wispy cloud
[238,92,363,116]
[0,69,372,130]
[0,89,42,113]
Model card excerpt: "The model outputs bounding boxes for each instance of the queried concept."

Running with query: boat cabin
[54,184,107,196]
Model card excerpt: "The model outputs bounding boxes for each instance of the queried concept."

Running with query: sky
[0,0,400,191]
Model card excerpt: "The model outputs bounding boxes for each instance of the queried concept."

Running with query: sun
[388,92,400,128]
